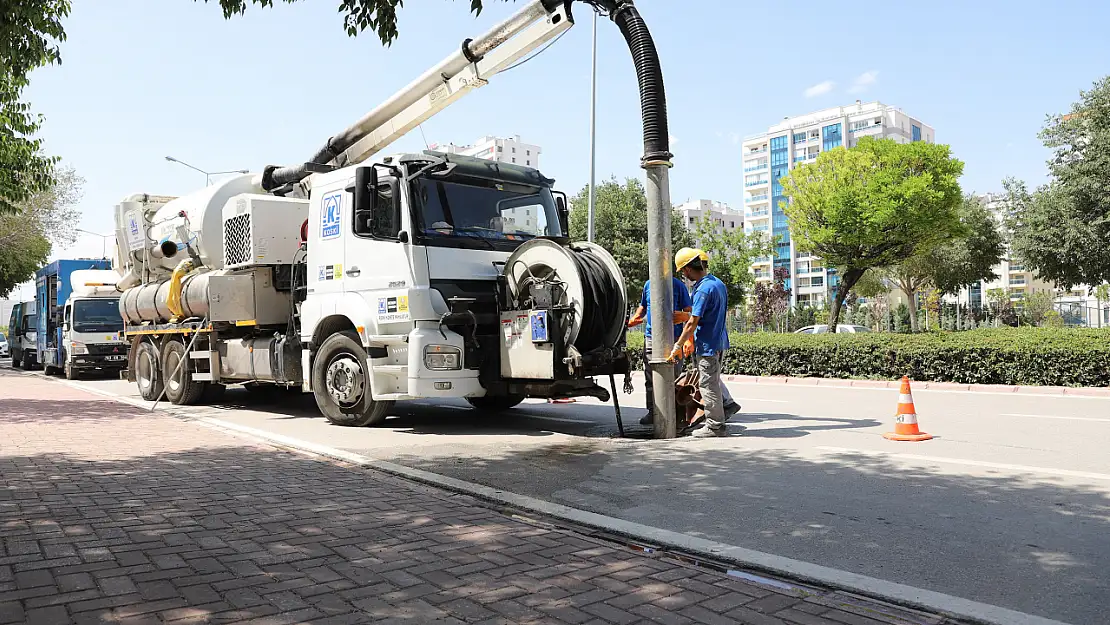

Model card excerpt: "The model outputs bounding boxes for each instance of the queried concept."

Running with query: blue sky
[12,0,1110,298]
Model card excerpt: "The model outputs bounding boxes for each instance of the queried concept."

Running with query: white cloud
[848,71,879,94]
[804,80,835,98]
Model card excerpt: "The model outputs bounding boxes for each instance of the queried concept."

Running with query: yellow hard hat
[675,247,708,272]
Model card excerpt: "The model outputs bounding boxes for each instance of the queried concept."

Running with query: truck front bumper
[71,354,130,370]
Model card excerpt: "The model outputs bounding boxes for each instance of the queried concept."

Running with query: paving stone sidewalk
[0,368,961,625]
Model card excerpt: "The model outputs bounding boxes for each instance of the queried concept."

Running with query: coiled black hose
[606,1,671,164]
[569,248,622,352]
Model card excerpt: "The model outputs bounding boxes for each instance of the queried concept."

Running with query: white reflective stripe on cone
[896,414,919,424]
[898,394,914,404]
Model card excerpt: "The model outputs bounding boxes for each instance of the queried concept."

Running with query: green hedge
[625,328,1110,387]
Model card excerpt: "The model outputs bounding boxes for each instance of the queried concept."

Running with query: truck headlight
[423,345,461,371]
[70,342,88,355]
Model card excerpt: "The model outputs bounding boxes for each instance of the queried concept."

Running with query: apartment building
[741,101,935,307]
[675,199,744,235]
[435,135,542,169]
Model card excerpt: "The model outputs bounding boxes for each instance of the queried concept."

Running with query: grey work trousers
[643,341,682,416]
[696,353,734,430]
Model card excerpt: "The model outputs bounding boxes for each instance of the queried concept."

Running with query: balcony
[748,209,770,218]
[745,179,769,188]
[747,194,769,203]
[1009,278,1027,286]
[746,147,768,155]
[743,163,768,172]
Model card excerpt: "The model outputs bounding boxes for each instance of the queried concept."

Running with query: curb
[6,366,1075,625]
[720,374,1110,397]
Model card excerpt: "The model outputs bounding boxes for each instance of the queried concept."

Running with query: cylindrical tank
[119,273,212,324]
[147,174,260,270]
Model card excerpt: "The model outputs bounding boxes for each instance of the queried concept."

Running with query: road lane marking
[719,378,1110,400]
[726,396,790,404]
[1001,413,1110,423]
[817,446,1110,481]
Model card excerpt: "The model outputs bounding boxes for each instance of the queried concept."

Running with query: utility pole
[586,10,598,243]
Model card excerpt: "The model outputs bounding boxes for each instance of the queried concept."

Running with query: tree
[692,217,771,307]
[1007,76,1110,288]
[1096,283,1110,328]
[885,194,1003,331]
[0,0,71,214]
[568,177,692,302]
[986,288,1018,327]
[778,137,965,329]
[0,166,83,297]
[206,0,509,44]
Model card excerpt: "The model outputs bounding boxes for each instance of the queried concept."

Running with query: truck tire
[21,353,35,370]
[161,339,205,406]
[64,363,79,380]
[134,341,164,401]
[11,351,20,369]
[466,395,526,412]
[312,331,392,427]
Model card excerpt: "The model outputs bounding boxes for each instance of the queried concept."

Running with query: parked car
[794,324,872,334]
[0,332,7,357]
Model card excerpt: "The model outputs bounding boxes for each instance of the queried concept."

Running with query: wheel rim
[137,350,155,391]
[165,349,182,393]
[326,354,365,408]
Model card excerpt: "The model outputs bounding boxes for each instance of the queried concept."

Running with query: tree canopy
[568,177,692,303]
[1006,76,1110,288]
[0,166,83,297]
[778,137,965,328]
[0,0,70,215]
[205,0,510,44]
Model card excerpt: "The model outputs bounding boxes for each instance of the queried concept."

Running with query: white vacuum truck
[112,0,673,429]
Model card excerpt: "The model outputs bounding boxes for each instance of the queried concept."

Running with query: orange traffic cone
[883,376,933,442]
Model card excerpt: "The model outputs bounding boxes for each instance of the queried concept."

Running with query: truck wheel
[161,339,205,405]
[312,331,392,427]
[135,341,164,401]
[22,353,35,370]
[466,395,526,412]
[45,365,60,376]
[64,363,79,380]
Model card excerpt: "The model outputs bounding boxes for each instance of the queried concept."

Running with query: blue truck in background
[35,259,130,379]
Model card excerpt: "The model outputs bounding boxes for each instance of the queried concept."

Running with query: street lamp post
[165,156,248,186]
[75,228,112,259]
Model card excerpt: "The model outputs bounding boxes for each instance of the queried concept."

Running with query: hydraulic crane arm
[262,0,574,191]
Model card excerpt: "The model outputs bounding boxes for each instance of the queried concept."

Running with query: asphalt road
[8,362,1108,625]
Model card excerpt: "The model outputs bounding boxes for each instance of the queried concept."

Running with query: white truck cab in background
[61,270,128,379]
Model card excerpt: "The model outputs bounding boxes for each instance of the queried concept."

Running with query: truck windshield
[24,315,37,333]
[412,176,563,250]
[73,299,123,333]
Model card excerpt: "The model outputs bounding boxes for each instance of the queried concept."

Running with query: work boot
[639,411,653,426]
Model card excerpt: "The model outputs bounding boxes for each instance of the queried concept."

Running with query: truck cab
[7,301,38,369]
[61,279,129,379]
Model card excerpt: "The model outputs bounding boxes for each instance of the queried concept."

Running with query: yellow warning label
[398,296,409,313]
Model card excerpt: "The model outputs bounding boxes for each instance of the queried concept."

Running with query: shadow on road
[394,437,1110,625]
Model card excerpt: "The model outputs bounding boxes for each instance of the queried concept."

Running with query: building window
[526,150,530,155]
[822,123,842,151]
[793,133,806,144]
[512,157,516,163]
[512,147,516,153]
[912,124,922,142]
[497,146,503,152]
[526,160,530,166]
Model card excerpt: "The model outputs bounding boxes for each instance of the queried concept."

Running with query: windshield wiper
[453,229,498,251]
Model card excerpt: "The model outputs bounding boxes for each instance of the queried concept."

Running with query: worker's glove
[667,344,683,363]
[682,337,695,358]
[627,313,645,328]
[672,311,691,325]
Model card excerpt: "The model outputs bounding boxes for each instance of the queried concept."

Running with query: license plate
[106,355,126,361]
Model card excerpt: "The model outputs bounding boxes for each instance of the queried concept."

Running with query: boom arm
[262,0,574,191]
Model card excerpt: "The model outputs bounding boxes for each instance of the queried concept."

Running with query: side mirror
[553,191,569,235]
[353,166,377,213]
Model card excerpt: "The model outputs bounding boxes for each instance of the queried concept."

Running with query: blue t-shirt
[640,276,693,340]
[691,273,730,356]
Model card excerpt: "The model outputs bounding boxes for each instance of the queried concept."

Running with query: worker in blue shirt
[670,248,740,437]
[627,275,692,425]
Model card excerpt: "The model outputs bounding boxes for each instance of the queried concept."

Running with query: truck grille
[224,213,252,267]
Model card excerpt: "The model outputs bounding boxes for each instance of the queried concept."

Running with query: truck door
[344,173,415,329]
